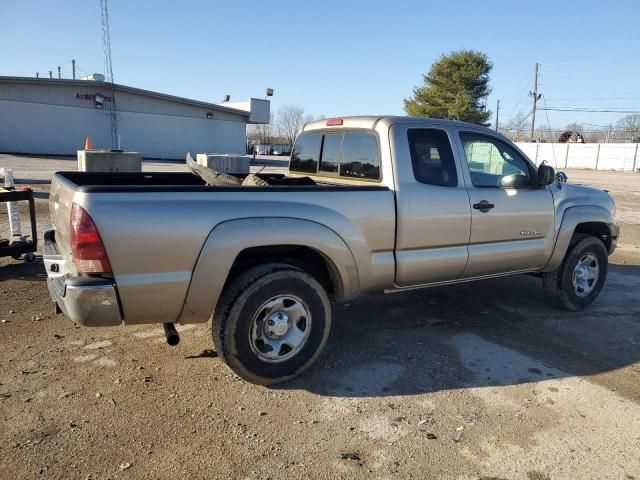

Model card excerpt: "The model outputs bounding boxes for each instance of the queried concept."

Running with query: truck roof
[303,115,502,137]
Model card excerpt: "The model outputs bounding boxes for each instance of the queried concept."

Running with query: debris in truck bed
[186,152,242,186]
[242,174,269,187]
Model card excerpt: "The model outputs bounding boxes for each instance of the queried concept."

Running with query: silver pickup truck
[44,116,619,384]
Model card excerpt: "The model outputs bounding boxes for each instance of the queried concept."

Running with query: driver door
[454,131,555,278]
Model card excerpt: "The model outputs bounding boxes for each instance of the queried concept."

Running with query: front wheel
[213,264,332,385]
[543,236,608,311]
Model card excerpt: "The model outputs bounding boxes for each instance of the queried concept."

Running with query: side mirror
[537,164,555,186]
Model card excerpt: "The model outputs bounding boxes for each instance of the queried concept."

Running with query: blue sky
[1,0,639,131]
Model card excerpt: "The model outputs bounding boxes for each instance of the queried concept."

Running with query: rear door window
[340,132,380,180]
[408,128,458,187]
[290,134,321,173]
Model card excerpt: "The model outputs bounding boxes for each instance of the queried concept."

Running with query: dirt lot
[1,155,639,480]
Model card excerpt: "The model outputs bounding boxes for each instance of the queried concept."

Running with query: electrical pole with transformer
[529,62,541,142]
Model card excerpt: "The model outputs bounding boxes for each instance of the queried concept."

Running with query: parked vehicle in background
[44,116,619,384]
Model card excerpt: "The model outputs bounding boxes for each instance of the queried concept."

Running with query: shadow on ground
[278,264,640,398]
[0,257,47,281]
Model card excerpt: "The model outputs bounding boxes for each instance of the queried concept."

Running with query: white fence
[515,142,640,172]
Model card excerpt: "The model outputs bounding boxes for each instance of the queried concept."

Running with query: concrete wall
[516,142,640,172]
[0,99,247,158]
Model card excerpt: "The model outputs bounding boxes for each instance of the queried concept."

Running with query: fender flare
[176,217,360,324]
[543,205,616,272]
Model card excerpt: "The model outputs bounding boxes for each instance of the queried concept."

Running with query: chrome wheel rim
[249,295,311,363]
[572,253,599,297]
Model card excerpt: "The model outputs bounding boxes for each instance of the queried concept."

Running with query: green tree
[404,49,493,125]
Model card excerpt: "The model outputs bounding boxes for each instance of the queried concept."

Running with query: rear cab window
[290,131,381,181]
[319,134,341,174]
[290,134,321,173]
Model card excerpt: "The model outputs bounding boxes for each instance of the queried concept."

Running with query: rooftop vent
[80,73,106,82]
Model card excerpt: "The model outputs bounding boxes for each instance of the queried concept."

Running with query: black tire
[542,235,608,311]
[213,263,332,385]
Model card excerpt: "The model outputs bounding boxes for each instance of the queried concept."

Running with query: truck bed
[54,171,388,192]
[48,170,396,326]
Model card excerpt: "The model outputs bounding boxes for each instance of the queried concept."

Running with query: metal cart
[0,187,37,263]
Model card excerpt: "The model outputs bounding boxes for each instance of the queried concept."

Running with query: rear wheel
[213,264,332,385]
[542,236,608,311]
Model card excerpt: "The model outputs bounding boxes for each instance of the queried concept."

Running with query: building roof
[0,76,250,118]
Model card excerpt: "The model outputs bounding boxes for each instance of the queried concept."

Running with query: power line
[537,70,639,77]
[541,107,640,113]
[544,97,640,101]
[506,76,533,118]
[541,57,640,66]
[541,96,558,167]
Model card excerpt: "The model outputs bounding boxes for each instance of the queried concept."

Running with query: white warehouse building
[0,75,270,158]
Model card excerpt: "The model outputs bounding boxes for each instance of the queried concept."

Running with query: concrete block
[77,150,142,172]
[196,153,250,174]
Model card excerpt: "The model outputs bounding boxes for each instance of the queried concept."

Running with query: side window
[290,134,321,173]
[319,134,341,174]
[460,133,533,188]
[407,128,457,187]
[340,132,380,180]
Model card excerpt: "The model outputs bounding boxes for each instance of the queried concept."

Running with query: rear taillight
[70,203,112,274]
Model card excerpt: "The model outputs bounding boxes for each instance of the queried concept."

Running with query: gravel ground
[1,154,639,479]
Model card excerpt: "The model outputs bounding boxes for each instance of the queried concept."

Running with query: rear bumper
[47,276,122,327]
[44,229,122,327]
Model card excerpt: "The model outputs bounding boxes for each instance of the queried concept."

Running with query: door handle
[473,201,495,212]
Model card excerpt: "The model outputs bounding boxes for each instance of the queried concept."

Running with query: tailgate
[48,173,78,260]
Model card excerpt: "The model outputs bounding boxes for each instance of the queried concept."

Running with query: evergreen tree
[404,49,493,125]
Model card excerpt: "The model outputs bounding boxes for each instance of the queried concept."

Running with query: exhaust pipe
[163,323,180,346]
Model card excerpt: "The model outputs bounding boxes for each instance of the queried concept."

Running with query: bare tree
[616,114,640,141]
[247,122,273,145]
[564,122,584,133]
[501,111,530,142]
[277,105,309,147]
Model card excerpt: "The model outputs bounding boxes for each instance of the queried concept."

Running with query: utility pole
[36,72,39,78]
[57,66,61,79]
[495,99,500,132]
[71,59,76,79]
[48,70,53,79]
[529,62,541,142]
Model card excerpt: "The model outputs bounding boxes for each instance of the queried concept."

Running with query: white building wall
[0,99,247,158]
